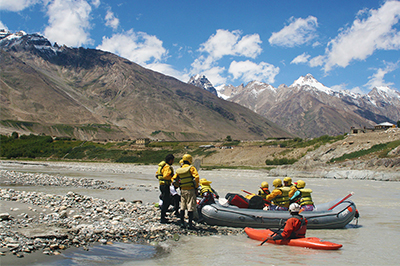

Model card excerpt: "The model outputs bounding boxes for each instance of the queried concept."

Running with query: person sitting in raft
[283,177,297,199]
[197,178,218,222]
[290,180,314,211]
[266,179,290,211]
[258,181,270,199]
[270,203,308,241]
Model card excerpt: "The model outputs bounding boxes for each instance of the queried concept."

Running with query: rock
[59,211,68,219]
[0,213,11,220]
[7,244,19,250]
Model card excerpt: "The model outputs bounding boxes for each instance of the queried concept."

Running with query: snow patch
[291,74,333,95]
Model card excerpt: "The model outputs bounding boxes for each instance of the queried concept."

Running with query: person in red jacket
[272,203,308,240]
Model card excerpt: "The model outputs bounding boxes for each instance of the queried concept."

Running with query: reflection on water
[33,243,160,266]
[2,162,400,265]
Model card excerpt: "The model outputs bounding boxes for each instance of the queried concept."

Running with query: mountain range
[189,74,400,138]
[0,31,292,141]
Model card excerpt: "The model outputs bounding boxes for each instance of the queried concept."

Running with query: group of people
[255,177,314,212]
[156,153,218,229]
[156,154,310,240]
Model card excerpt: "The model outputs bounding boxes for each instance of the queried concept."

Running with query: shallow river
[1,162,400,265]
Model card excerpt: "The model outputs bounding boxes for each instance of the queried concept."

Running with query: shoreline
[0,169,242,264]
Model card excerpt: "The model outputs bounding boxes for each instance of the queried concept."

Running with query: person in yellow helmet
[197,178,219,222]
[284,177,298,199]
[266,178,290,211]
[258,181,270,199]
[171,154,199,229]
[290,180,314,211]
[156,154,175,223]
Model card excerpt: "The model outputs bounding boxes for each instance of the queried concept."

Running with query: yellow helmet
[182,154,193,164]
[200,178,212,185]
[261,181,269,188]
[272,178,282,188]
[296,180,306,189]
[283,177,292,185]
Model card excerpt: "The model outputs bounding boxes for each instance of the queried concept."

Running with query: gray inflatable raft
[201,195,358,229]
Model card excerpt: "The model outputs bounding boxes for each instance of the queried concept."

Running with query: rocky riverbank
[0,170,242,261]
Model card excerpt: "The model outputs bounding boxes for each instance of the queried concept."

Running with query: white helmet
[289,203,301,213]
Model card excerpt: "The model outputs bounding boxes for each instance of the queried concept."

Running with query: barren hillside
[200,129,400,180]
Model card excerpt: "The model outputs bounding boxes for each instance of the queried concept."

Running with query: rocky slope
[217,74,400,138]
[201,128,400,180]
[0,31,292,141]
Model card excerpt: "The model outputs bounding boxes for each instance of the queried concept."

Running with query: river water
[1,162,400,265]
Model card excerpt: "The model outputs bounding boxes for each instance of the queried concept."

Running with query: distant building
[374,122,395,130]
[350,126,374,134]
[136,138,150,146]
[199,145,215,148]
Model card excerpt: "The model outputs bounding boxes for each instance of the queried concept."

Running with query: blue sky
[1,0,399,94]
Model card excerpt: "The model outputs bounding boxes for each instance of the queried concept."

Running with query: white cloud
[190,29,264,85]
[330,84,347,92]
[105,10,119,30]
[309,55,325,67]
[349,86,365,94]
[43,0,93,47]
[91,0,100,8]
[324,1,400,72]
[291,52,310,64]
[199,29,262,60]
[190,55,227,85]
[0,0,40,11]
[97,29,167,65]
[364,61,398,89]
[269,16,318,47]
[0,21,9,31]
[146,62,190,82]
[229,60,280,84]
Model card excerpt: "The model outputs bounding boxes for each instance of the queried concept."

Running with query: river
[1,161,399,265]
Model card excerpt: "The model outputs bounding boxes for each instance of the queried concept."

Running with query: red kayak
[245,227,342,250]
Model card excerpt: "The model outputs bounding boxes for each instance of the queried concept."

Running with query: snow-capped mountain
[0,30,62,56]
[1,31,293,141]
[188,74,218,96]
[216,74,400,138]
[291,74,334,96]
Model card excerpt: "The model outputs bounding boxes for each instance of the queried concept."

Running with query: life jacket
[156,161,173,185]
[175,165,195,189]
[200,184,213,196]
[298,188,314,206]
[273,187,290,207]
[258,188,270,199]
[290,215,307,238]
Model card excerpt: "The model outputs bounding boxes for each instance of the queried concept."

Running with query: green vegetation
[190,148,217,158]
[329,139,400,163]
[265,157,298,165]
[263,135,345,150]
[0,120,37,130]
[0,133,82,159]
[0,133,181,164]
